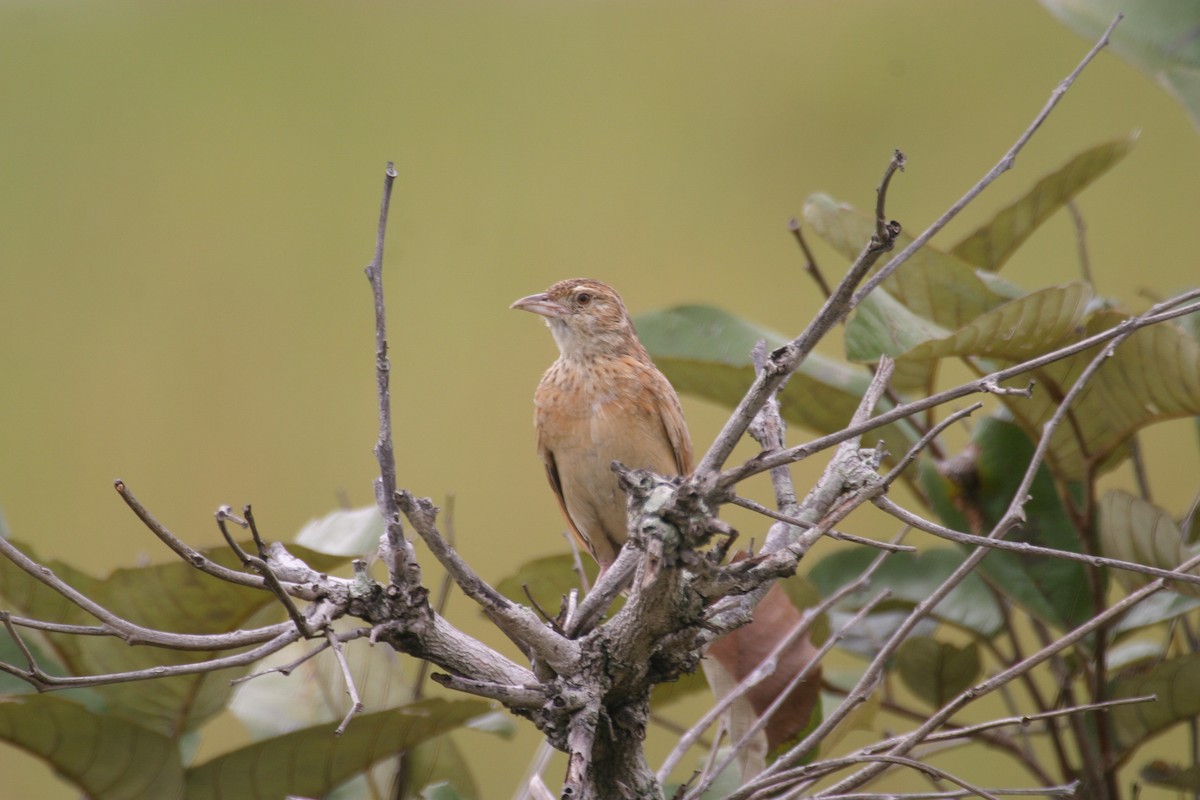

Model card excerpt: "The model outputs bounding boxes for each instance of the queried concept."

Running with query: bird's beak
[511,292,566,319]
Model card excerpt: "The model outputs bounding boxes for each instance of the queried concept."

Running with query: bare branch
[876,497,1200,590]
[1067,200,1093,284]
[396,490,580,674]
[430,673,550,708]
[117,480,311,595]
[788,217,832,300]
[721,292,1200,489]
[684,589,891,800]
[815,789,1078,800]
[0,628,304,691]
[564,544,639,639]
[878,402,983,488]
[728,496,914,554]
[0,533,294,652]
[660,576,871,784]
[328,628,365,735]
[695,152,906,477]
[363,161,420,589]
[730,317,1147,796]
[230,629,371,686]
[850,14,1122,305]
[808,551,1200,798]
[868,694,1157,753]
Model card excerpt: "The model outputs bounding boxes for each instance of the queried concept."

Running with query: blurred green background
[2,1,1198,797]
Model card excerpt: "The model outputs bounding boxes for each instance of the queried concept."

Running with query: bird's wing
[540,446,593,555]
[648,369,694,475]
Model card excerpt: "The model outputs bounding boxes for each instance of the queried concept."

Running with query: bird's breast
[535,356,673,463]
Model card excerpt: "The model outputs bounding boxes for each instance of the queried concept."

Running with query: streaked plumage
[512,279,692,571]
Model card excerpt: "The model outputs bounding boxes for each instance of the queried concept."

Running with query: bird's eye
[576,292,592,305]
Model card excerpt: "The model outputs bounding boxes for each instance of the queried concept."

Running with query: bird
[511,278,693,574]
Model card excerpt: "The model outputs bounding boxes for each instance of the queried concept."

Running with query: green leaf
[899,283,1093,362]
[995,309,1200,481]
[79,541,347,737]
[635,304,919,463]
[845,287,950,363]
[422,783,470,800]
[650,667,709,710]
[803,194,1011,329]
[0,537,348,737]
[1110,655,1200,753]
[843,288,945,393]
[919,418,1092,629]
[895,637,981,708]
[1106,640,1165,671]
[1040,0,1200,130]
[0,539,103,675]
[396,737,480,800]
[1099,491,1200,597]
[0,696,184,799]
[184,698,490,800]
[808,547,1002,636]
[1111,591,1200,636]
[1174,287,1200,346]
[1140,761,1200,791]
[230,622,412,738]
[951,136,1136,270]
[295,506,386,556]
[493,553,596,615]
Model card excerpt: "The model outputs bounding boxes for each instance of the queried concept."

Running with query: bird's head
[511,278,643,360]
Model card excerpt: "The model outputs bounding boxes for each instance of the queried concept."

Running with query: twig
[230,633,360,686]
[695,151,906,477]
[728,496,914,553]
[0,533,294,652]
[994,284,1150,536]
[875,497,1200,590]
[720,292,1200,489]
[410,493,459,704]
[683,589,892,800]
[215,506,253,563]
[117,481,311,595]
[0,628,304,691]
[1128,435,1153,502]
[328,628,365,735]
[871,694,1157,751]
[738,300,1151,796]
[0,617,115,637]
[878,402,983,488]
[563,528,592,596]
[874,149,906,245]
[1067,200,1093,284]
[810,784,1079,799]
[695,724,728,797]
[429,673,550,708]
[809,551,1200,798]
[363,161,418,589]
[245,553,315,638]
[563,543,638,638]
[787,754,1006,800]
[244,504,270,556]
[397,490,580,674]
[512,742,557,800]
[788,217,832,299]
[659,576,871,784]
[850,14,1122,306]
